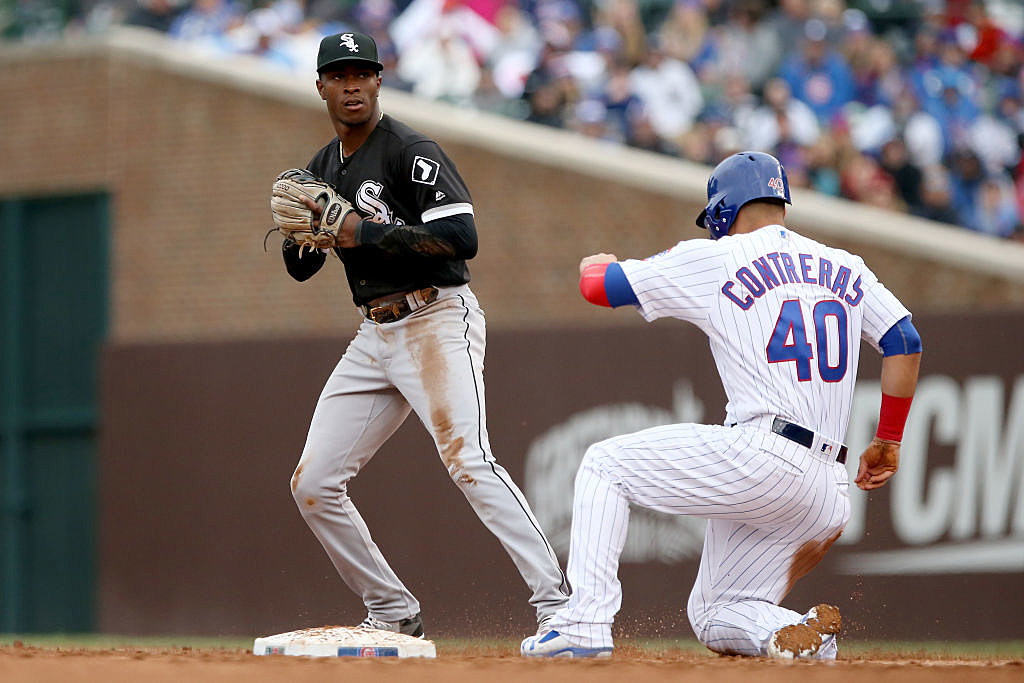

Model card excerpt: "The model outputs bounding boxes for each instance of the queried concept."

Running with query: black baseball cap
[317,31,384,73]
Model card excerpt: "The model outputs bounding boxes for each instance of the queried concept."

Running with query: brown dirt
[807,604,843,635]
[771,623,822,656]
[1,644,1020,683]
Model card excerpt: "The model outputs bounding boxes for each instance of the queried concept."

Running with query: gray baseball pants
[291,284,569,623]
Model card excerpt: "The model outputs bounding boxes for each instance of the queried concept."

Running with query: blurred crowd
[4,0,1024,239]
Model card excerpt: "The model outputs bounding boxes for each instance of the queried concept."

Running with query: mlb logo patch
[820,443,833,455]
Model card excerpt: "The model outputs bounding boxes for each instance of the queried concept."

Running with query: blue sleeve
[879,315,922,356]
[605,262,639,307]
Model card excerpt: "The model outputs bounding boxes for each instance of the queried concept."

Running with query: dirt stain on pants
[407,320,476,486]
[785,529,843,597]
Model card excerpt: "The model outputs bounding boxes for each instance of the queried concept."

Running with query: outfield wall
[98,310,1024,640]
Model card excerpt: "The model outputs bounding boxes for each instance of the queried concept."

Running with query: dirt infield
[2,643,1021,683]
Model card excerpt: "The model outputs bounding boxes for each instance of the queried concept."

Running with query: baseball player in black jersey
[283,31,569,639]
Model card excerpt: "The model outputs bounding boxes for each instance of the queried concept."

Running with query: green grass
[2,634,1022,659]
[0,633,254,650]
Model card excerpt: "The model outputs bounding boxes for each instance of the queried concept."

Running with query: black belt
[771,417,847,464]
[360,287,439,324]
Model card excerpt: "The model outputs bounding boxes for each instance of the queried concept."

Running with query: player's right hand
[855,438,900,490]
[300,195,324,227]
[579,253,618,274]
[297,193,365,248]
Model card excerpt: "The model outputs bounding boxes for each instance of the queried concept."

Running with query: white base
[253,625,437,658]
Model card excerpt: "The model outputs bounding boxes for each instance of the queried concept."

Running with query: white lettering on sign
[524,382,707,563]
[839,374,1024,574]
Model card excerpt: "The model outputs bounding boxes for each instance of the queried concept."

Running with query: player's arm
[578,254,639,307]
[855,316,922,491]
[339,140,478,258]
[294,190,476,258]
[348,212,477,258]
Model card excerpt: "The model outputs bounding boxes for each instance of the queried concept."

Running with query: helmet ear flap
[702,192,733,240]
[710,201,723,222]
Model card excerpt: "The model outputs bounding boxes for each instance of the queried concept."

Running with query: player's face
[317,64,382,127]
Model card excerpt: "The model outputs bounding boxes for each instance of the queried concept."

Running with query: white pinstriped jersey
[618,225,910,444]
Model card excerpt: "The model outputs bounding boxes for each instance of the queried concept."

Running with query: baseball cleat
[767,604,841,659]
[802,603,840,659]
[803,604,841,636]
[767,623,822,659]
[520,629,613,658]
[358,612,425,638]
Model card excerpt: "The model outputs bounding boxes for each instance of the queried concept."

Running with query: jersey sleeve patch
[411,156,440,185]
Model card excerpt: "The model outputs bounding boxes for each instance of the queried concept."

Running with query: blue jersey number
[766,299,813,380]
[766,299,848,382]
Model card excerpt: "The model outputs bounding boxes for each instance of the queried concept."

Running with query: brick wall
[2,43,1022,343]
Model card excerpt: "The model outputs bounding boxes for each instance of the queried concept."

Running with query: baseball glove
[269,169,356,251]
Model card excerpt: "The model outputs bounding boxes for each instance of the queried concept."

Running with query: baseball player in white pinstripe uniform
[521,152,922,659]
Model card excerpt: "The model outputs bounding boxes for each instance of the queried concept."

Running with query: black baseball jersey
[294,114,477,306]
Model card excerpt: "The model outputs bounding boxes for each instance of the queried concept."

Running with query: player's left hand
[855,438,900,490]
[270,168,356,251]
[579,253,618,274]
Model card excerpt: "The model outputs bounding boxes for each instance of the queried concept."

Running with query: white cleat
[767,604,841,660]
[767,624,823,659]
[520,629,613,658]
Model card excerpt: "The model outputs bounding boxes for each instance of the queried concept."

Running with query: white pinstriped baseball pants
[549,420,849,656]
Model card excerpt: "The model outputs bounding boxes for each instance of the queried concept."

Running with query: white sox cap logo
[339,33,359,52]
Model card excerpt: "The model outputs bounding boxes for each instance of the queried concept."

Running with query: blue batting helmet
[695,151,791,240]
